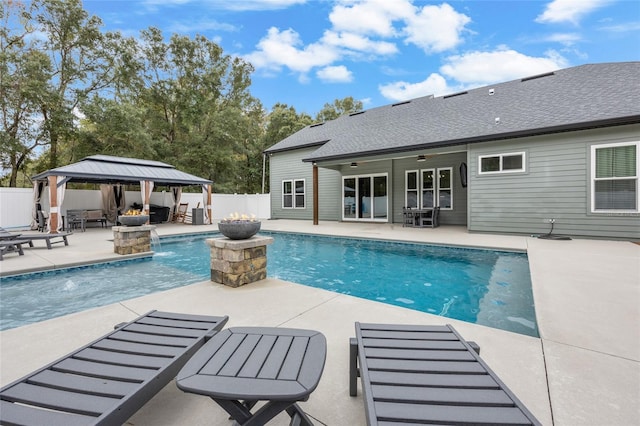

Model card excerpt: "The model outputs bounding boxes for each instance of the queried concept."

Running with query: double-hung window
[282,179,305,209]
[591,142,638,212]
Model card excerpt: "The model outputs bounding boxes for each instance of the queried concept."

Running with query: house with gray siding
[265,62,640,240]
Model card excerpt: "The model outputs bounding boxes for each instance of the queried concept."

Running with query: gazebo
[31,155,213,232]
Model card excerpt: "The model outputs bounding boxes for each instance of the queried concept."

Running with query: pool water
[0,232,538,336]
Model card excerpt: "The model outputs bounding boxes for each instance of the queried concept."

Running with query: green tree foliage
[315,96,363,122]
[1,0,50,187]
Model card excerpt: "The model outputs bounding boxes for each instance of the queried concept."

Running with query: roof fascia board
[264,140,329,155]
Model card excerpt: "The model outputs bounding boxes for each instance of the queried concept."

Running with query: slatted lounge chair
[349,322,541,426]
[0,226,71,250]
[0,310,229,426]
[0,239,31,260]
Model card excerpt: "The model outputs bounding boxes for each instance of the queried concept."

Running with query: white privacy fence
[0,188,270,230]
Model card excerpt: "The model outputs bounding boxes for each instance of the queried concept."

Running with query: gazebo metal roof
[32,155,212,187]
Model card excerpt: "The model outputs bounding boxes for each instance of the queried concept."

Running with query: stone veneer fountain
[206,235,274,287]
[112,225,155,255]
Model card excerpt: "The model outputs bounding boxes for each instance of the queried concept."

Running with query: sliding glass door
[343,174,388,221]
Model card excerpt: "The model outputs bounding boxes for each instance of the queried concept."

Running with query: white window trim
[405,168,453,210]
[282,178,306,209]
[342,173,389,222]
[437,167,453,210]
[405,170,418,208]
[478,151,526,174]
[590,141,639,213]
[420,169,436,209]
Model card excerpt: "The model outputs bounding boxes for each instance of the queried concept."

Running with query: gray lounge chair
[0,226,71,249]
[0,310,229,426]
[350,322,541,425]
[0,239,31,260]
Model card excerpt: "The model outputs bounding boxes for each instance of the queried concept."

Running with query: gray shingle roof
[32,155,212,186]
[265,62,640,162]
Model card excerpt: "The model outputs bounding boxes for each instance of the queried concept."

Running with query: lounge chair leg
[349,337,358,396]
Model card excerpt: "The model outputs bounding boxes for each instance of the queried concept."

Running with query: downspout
[313,162,318,225]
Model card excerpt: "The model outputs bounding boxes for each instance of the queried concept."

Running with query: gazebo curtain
[100,184,127,223]
[140,180,154,216]
[31,181,45,230]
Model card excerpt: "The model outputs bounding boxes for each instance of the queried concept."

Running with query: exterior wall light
[417,155,426,162]
[350,162,358,168]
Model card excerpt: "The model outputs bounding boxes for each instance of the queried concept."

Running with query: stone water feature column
[113,225,156,254]
[206,235,274,287]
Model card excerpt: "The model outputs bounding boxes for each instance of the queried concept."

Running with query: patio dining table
[177,326,327,425]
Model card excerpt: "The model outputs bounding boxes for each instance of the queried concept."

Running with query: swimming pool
[0,232,538,336]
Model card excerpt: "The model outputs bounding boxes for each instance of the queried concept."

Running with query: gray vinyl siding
[269,147,341,220]
[468,125,640,239]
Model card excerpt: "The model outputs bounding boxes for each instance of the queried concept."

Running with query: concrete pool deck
[0,220,638,425]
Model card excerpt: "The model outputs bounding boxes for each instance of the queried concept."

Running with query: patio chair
[0,310,229,426]
[37,210,47,232]
[173,203,188,223]
[419,206,440,228]
[402,207,415,227]
[349,322,541,425]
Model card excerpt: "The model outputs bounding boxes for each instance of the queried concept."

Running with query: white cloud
[379,73,450,101]
[543,32,582,46]
[329,0,414,37]
[379,47,571,102]
[536,0,611,25]
[404,3,471,53]
[317,65,353,83]
[440,48,569,85]
[169,20,237,34]
[244,0,472,79]
[243,27,340,73]
[321,30,398,56]
[143,0,305,12]
[598,21,640,33]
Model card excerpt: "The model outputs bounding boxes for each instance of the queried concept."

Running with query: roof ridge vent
[310,122,325,128]
[349,111,365,117]
[443,91,468,99]
[521,71,555,82]
[391,101,411,107]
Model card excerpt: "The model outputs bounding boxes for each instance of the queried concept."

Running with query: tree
[315,96,363,122]
[36,0,117,170]
[0,0,50,187]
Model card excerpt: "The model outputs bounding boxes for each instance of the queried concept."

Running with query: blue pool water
[0,232,538,336]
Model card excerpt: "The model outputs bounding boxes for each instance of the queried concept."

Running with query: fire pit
[118,210,149,226]
[218,213,261,240]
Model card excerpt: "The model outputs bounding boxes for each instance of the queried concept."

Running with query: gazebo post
[48,176,59,234]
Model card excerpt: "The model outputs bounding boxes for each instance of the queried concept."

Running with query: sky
[82,0,640,116]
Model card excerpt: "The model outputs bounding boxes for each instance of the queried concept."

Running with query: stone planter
[218,221,261,240]
[118,215,149,226]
